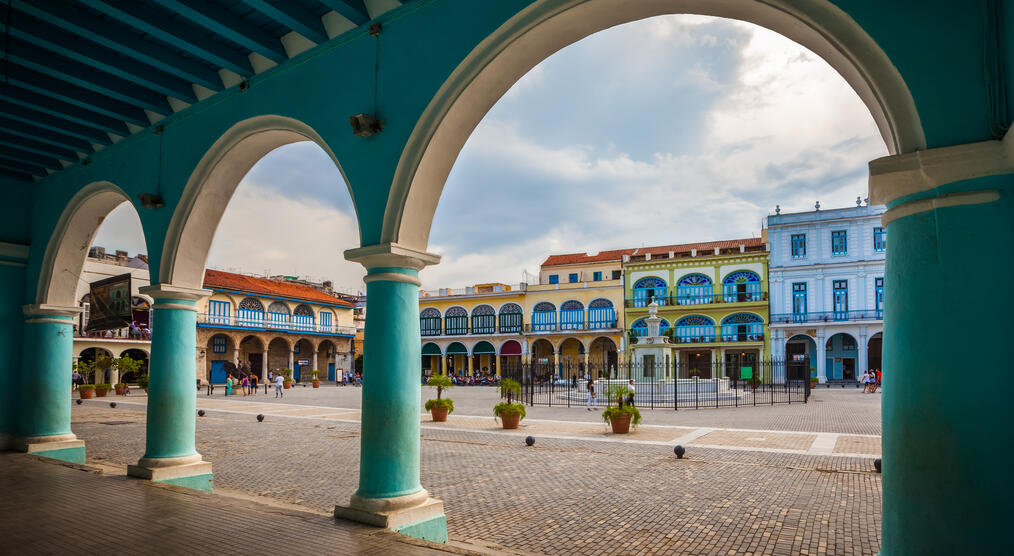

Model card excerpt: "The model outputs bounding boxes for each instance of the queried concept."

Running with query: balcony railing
[197,313,356,335]
[631,326,764,344]
[525,321,618,333]
[625,291,768,308]
[770,309,883,324]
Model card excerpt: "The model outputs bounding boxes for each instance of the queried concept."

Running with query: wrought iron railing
[770,309,882,324]
[197,313,356,335]
[625,291,768,308]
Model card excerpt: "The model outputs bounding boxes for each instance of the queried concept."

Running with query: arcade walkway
[0,453,450,556]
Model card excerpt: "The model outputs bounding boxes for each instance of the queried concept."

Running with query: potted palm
[282,368,293,389]
[76,361,95,399]
[311,369,321,388]
[93,354,113,396]
[601,385,642,433]
[424,374,454,421]
[493,378,525,429]
[114,354,141,395]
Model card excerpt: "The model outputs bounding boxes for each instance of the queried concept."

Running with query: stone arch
[36,181,138,307]
[160,115,356,289]
[384,0,924,251]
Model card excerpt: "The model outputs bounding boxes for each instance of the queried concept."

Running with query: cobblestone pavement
[0,452,449,555]
[73,394,882,555]
[188,382,882,435]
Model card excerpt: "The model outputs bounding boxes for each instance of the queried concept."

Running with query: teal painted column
[15,305,85,464]
[127,284,213,492]
[880,174,1013,554]
[337,244,447,544]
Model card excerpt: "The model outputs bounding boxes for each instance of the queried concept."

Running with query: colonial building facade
[623,239,772,379]
[766,203,886,383]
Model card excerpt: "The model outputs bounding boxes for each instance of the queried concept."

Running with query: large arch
[36,181,135,307]
[384,0,925,251]
[160,115,355,289]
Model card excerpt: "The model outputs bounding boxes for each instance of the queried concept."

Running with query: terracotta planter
[609,412,632,434]
[283,382,292,389]
[312,380,321,388]
[115,385,129,395]
[430,406,448,422]
[79,388,94,399]
[95,388,109,398]
[500,411,521,430]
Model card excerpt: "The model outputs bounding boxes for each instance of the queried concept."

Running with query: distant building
[765,203,886,383]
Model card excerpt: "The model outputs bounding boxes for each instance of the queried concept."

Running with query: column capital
[870,130,1013,206]
[140,283,211,302]
[22,304,82,319]
[344,242,441,271]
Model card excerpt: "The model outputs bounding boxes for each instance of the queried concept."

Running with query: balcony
[625,291,768,308]
[631,326,764,344]
[197,314,356,335]
[769,309,883,324]
[525,320,618,333]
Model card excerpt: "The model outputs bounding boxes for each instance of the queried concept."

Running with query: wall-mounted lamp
[349,113,384,137]
[138,193,164,209]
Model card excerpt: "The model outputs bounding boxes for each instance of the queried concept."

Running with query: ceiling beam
[318,0,370,25]
[152,0,288,63]
[0,132,79,162]
[0,158,49,178]
[5,38,173,116]
[3,65,150,127]
[13,0,223,91]
[0,86,131,137]
[0,106,113,146]
[0,117,95,154]
[0,147,63,173]
[3,7,198,103]
[0,168,34,183]
[243,0,329,43]
[78,0,254,77]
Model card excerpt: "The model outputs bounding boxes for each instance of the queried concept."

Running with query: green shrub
[499,378,521,403]
[493,401,526,421]
[96,383,112,390]
[114,382,127,387]
[425,398,454,412]
[78,384,95,390]
[137,375,149,388]
[602,403,642,428]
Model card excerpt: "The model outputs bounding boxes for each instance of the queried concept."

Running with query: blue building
[765,202,885,383]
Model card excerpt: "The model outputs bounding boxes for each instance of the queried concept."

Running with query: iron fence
[501,360,809,409]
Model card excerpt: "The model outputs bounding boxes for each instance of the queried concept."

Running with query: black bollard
[198,409,205,417]
[257,414,264,422]
[109,402,116,408]
[674,445,686,459]
[76,399,82,405]
[874,458,882,473]
[525,436,534,446]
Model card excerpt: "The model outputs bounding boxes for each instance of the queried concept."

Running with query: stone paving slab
[834,435,882,455]
[694,429,818,451]
[0,452,451,556]
[71,401,883,555]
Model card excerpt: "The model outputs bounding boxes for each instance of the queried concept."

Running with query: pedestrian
[868,370,878,394]
[250,373,258,393]
[241,374,249,396]
[626,379,636,407]
[225,374,233,396]
[876,368,882,391]
[861,370,869,393]
[274,372,284,398]
[586,377,597,411]
[72,369,81,391]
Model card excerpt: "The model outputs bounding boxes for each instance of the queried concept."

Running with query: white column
[233,347,240,367]
[858,327,868,376]
[816,330,827,383]
[288,350,294,373]
[312,351,318,376]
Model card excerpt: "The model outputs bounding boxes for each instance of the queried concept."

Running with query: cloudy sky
[94,15,887,293]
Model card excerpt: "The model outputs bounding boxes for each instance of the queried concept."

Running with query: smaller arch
[531,301,557,332]
[444,306,468,335]
[588,298,613,308]
[470,304,496,334]
[422,342,443,356]
[420,307,441,318]
[237,297,266,327]
[445,306,467,316]
[471,304,495,315]
[498,302,522,313]
[267,301,290,329]
[498,302,523,333]
[292,304,315,331]
[420,307,442,336]
[560,299,585,330]
[293,304,313,316]
[588,298,616,329]
[239,297,265,311]
[673,315,714,343]
[722,270,763,303]
[499,339,522,355]
[631,317,671,338]
[632,276,668,307]
[676,273,714,305]
[472,340,496,355]
[720,312,764,342]
[532,301,556,312]
[560,300,584,311]
[446,341,468,355]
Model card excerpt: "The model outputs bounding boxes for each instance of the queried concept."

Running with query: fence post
[567,361,571,408]
[695,376,699,410]
[715,376,719,408]
[673,359,678,411]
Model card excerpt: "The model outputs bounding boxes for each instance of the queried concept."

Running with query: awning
[472,341,495,355]
[500,340,522,356]
[446,342,468,355]
[422,343,442,356]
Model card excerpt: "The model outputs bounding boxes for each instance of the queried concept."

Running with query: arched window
[238,297,265,326]
[444,306,468,335]
[292,304,314,331]
[722,270,762,302]
[420,308,441,336]
[676,273,713,305]
[588,298,615,329]
[267,301,289,329]
[631,317,670,337]
[471,304,495,334]
[674,315,716,343]
[208,298,232,325]
[560,300,585,330]
[720,312,764,342]
[532,301,556,332]
[632,277,668,307]
[498,302,523,333]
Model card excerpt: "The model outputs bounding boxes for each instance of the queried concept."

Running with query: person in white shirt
[274,373,284,398]
[626,379,636,406]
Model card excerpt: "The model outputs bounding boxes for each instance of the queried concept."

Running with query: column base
[14,434,86,465]
[334,490,448,543]
[127,454,213,492]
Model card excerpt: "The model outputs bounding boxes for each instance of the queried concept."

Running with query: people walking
[861,370,870,392]
[241,374,249,396]
[224,374,233,396]
[250,373,258,393]
[626,379,636,407]
[586,377,597,411]
[274,372,284,398]
[72,369,81,391]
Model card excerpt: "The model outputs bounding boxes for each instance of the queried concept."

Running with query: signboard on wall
[297,359,309,366]
[87,273,132,331]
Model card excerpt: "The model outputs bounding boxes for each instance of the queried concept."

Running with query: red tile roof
[542,238,764,267]
[203,269,353,307]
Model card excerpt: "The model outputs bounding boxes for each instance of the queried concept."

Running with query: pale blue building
[765,202,885,384]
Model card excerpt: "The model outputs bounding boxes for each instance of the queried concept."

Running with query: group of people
[339,370,361,386]
[223,373,259,396]
[127,321,151,339]
[861,369,882,393]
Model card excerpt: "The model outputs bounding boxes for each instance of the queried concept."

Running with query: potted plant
[283,368,293,389]
[493,378,525,429]
[311,369,321,388]
[601,385,642,434]
[137,374,149,393]
[95,383,112,397]
[75,360,95,399]
[114,382,129,395]
[94,353,113,388]
[424,374,454,422]
[114,354,142,395]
